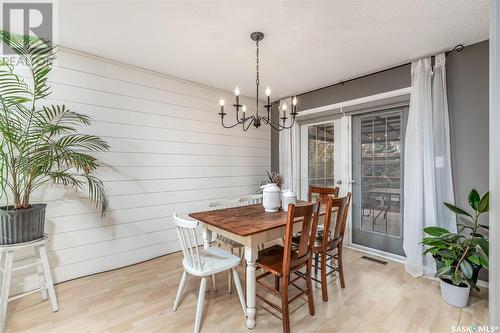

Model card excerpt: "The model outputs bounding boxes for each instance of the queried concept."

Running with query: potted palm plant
[421,189,489,308]
[0,30,109,245]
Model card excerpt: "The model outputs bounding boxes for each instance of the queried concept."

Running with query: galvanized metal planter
[0,204,46,245]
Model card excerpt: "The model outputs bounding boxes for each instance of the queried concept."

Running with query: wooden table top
[189,201,315,237]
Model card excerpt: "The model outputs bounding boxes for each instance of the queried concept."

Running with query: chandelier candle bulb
[242,104,247,117]
[219,98,225,113]
[234,86,240,105]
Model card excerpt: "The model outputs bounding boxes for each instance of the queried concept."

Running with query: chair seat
[183,247,241,277]
[216,235,244,247]
[256,245,308,276]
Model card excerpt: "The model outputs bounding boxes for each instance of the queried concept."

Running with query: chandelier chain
[255,40,260,86]
[255,40,260,116]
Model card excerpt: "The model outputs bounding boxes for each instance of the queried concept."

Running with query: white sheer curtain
[403,54,456,277]
[278,98,299,192]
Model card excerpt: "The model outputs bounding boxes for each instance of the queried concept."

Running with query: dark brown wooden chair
[307,185,339,202]
[306,186,339,276]
[296,193,352,302]
[255,202,320,333]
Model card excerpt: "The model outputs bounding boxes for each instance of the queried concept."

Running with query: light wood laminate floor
[5,248,488,333]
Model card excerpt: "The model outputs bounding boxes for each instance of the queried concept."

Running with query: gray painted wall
[447,41,489,282]
[447,41,489,214]
[271,41,490,280]
[297,65,411,111]
[271,64,411,171]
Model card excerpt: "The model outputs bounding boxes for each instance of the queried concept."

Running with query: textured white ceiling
[58,0,490,99]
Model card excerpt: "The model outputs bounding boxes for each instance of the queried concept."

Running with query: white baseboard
[421,273,489,289]
[346,243,406,263]
[477,279,489,289]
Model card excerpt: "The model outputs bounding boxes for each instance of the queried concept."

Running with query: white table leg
[202,228,212,249]
[203,228,216,292]
[245,245,258,329]
[0,251,13,333]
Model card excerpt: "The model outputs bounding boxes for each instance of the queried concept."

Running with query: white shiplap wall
[12,48,270,288]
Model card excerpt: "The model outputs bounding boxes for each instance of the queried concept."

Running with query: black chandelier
[218,32,298,132]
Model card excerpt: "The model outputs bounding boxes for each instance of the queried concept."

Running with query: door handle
[336,179,342,185]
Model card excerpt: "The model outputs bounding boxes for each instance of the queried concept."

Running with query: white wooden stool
[0,235,58,332]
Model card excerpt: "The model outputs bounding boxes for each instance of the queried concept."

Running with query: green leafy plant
[260,170,284,189]
[421,189,489,289]
[0,30,109,214]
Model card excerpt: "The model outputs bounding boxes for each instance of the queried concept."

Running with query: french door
[299,116,350,200]
[298,106,408,257]
[351,107,408,256]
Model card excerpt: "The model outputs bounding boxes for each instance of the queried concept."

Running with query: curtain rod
[298,44,464,97]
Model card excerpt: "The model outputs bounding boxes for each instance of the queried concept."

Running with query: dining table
[189,200,317,330]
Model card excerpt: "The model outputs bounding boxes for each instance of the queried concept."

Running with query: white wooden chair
[208,199,241,210]
[172,213,246,333]
[209,199,245,293]
[239,194,263,205]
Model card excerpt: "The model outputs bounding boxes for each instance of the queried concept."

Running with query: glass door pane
[307,123,335,191]
[352,107,407,256]
[300,117,345,201]
[360,112,402,237]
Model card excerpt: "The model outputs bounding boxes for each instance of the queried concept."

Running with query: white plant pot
[439,279,470,308]
[261,183,281,212]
